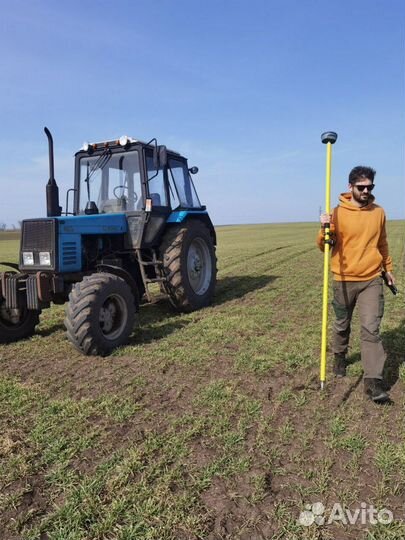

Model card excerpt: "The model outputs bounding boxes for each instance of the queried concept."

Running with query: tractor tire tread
[64,272,137,356]
[159,221,217,312]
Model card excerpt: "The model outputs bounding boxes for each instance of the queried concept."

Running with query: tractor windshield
[79,150,142,213]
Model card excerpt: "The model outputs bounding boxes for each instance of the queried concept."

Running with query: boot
[333,353,347,377]
[364,378,390,403]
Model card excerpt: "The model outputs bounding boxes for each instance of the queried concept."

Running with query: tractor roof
[76,136,181,157]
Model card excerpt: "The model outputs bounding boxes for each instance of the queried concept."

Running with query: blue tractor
[0,129,217,355]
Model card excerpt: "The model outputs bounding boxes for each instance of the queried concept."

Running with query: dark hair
[348,166,376,184]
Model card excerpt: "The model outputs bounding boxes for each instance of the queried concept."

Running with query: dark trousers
[332,278,386,379]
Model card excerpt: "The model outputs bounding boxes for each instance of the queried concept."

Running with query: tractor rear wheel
[0,301,40,343]
[160,220,217,312]
[64,273,138,356]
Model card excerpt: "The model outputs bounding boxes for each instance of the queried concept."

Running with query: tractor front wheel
[160,220,217,312]
[65,273,138,356]
[0,301,40,343]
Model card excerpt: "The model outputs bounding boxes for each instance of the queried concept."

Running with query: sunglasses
[354,184,375,192]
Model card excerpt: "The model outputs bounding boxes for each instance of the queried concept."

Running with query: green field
[0,231,20,270]
[0,222,404,540]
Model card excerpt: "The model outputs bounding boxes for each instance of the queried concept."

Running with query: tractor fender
[166,213,217,245]
[96,264,140,307]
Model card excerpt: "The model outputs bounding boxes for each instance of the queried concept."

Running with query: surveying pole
[320,131,338,390]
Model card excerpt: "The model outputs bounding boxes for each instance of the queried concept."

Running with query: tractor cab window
[168,159,201,209]
[146,155,168,208]
[79,150,142,214]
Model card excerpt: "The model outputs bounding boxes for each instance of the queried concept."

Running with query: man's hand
[382,271,398,295]
[320,213,332,227]
[385,271,395,286]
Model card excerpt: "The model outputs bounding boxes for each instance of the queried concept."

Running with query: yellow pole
[320,131,337,390]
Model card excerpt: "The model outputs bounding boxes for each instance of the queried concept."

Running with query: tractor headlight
[22,252,34,266]
[39,252,51,266]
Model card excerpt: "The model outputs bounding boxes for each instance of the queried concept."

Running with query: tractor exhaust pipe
[44,127,62,217]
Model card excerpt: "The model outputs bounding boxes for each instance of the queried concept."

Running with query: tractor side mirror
[158,145,167,168]
[152,145,168,169]
[153,146,158,169]
[189,166,199,175]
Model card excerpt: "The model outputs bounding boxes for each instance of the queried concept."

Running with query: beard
[352,189,371,206]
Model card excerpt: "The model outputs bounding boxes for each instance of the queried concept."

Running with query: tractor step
[135,249,166,302]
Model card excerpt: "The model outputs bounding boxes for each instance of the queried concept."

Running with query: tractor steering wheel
[113,185,138,204]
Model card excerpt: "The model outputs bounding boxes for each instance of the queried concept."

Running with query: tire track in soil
[218,245,290,271]
[218,244,316,275]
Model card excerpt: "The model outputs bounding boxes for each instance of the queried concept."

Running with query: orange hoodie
[317,193,393,281]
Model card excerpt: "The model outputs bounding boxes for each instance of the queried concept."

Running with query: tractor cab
[72,137,203,249]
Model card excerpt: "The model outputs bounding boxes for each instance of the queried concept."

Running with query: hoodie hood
[339,192,376,211]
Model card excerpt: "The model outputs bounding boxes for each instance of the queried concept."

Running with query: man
[317,166,395,403]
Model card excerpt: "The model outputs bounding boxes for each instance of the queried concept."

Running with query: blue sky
[0,0,404,226]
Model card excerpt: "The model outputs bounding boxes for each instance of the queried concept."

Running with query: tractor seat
[151,193,161,206]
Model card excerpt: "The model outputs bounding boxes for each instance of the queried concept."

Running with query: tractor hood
[19,214,128,273]
[56,213,127,234]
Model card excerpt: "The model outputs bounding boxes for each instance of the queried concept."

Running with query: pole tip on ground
[320,381,325,390]
[321,131,338,144]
